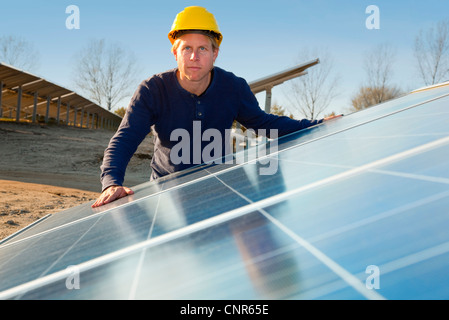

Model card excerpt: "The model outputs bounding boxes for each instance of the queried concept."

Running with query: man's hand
[91,185,134,208]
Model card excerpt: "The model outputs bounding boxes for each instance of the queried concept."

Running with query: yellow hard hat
[168,6,223,46]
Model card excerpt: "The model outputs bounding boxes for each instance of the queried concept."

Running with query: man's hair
[171,30,219,54]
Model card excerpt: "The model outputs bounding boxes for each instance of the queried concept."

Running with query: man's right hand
[91,185,134,208]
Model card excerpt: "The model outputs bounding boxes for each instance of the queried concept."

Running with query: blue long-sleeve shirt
[100,66,322,191]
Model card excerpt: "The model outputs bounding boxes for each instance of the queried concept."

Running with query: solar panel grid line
[210,87,449,171]
[2,127,449,300]
[370,169,449,185]
[306,189,449,244]
[201,133,449,298]
[277,159,449,185]
[297,218,444,299]
[0,206,109,249]
[0,167,237,247]
[258,210,387,300]
[320,132,449,141]
[0,227,43,274]
[204,169,386,300]
[0,214,52,246]
[0,180,166,248]
[13,214,106,300]
[148,241,302,299]
[358,240,449,280]
[128,190,162,300]
[263,89,449,151]
[215,134,449,218]
[0,186,273,300]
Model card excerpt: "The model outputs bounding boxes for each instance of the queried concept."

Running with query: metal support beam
[0,81,3,118]
[16,86,22,122]
[32,92,38,123]
[56,97,61,124]
[66,103,70,125]
[73,107,77,127]
[80,107,84,128]
[264,87,272,114]
[45,96,51,124]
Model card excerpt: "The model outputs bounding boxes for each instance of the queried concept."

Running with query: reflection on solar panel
[1,82,449,301]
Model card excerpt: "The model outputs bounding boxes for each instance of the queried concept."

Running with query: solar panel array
[1,82,449,300]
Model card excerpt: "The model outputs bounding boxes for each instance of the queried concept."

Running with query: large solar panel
[0,82,449,301]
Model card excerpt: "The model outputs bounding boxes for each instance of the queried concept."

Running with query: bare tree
[285,48,340,120]
[414,20,449,86]
[364,43,397,103]
[349,43,402,112]
[72,39,139,111]
[0,35,40,71]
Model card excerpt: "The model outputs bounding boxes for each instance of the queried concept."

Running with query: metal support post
[0,81,3,118]
[45,96,51,123]
[16,86,22,122]
[66,103,70,125]
[56,97,61,124]
[32,92,38,123]
[73,107,77,127]
[264,87,272,114]
[80,107,84,128]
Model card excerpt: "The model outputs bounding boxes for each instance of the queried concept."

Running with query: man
[92,6,338,208]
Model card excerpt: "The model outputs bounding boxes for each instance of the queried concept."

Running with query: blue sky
[1,0,448,117]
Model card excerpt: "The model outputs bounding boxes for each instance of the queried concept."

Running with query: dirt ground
[0,120,154,241]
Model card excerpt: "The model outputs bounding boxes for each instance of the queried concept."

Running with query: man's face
[174,33,218,84]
